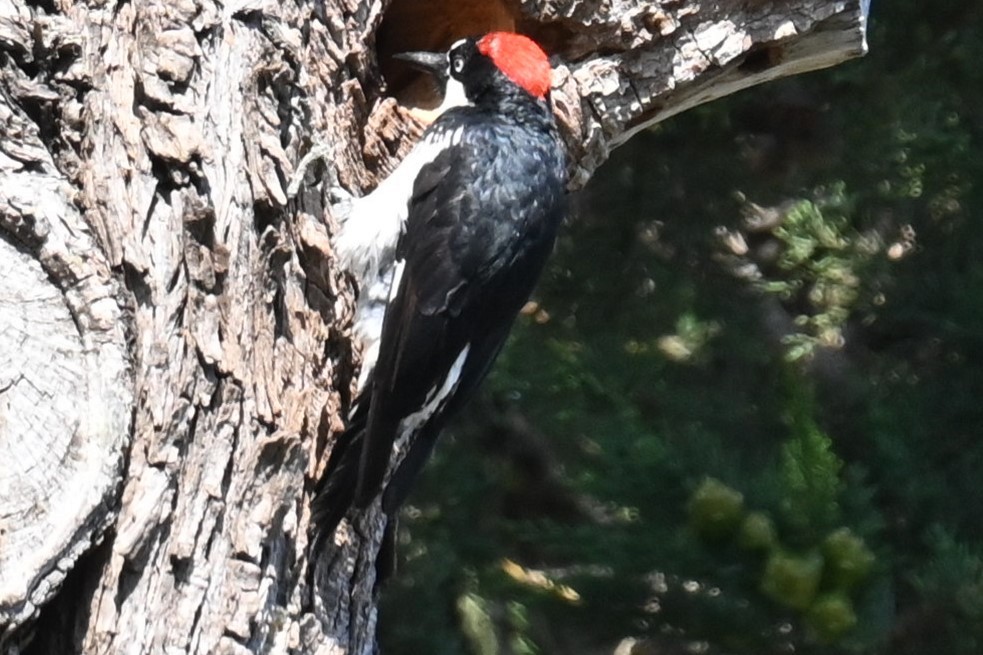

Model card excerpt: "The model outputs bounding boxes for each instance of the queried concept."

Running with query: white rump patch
[334,126,465,393]
[333,126,464,290]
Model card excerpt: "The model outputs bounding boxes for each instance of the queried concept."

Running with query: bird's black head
[396,32,552,111]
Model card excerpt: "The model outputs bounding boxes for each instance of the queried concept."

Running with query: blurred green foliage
[379,3,983,654]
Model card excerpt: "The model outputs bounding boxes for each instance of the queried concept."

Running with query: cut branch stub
[0,168,132,645]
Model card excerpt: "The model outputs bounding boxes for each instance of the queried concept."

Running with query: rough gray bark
[0,0,867,653]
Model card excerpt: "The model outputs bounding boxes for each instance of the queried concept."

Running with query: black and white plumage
[312,33,567,569]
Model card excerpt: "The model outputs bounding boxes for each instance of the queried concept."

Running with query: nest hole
[376,0,574,110]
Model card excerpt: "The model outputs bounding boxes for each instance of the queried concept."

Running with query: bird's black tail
[309,401,404,588]
[310,403,368,556]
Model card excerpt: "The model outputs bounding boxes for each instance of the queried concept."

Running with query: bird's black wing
[353,118,566,509]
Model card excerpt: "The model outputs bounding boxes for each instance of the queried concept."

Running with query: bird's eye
[451,55,465,73]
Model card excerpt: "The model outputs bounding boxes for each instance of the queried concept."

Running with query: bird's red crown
[477,32,552,100]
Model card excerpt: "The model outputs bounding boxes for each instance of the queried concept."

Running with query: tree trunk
[0,0,867,653]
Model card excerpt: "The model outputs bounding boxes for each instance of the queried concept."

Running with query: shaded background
[380,2,983,653]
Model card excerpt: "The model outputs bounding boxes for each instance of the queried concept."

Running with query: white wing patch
[382,343,471,501]
[401,345,471,434]
[388,259,406,302]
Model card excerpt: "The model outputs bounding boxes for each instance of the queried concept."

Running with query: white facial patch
[437,76,469,113]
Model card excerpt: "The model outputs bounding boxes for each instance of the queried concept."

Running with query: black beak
[393,51,447,83]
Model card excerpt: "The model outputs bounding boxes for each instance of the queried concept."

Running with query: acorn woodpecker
[312,32,568,567]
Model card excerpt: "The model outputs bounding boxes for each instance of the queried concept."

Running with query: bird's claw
[288,143,331,197]
[288,143,355,228]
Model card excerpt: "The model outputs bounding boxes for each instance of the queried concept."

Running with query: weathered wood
[0,197,131,646]
[0,0,867,653]
[538,0,869,185]
[0,42,131,646]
